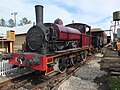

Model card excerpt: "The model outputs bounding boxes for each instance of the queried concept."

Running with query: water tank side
[113,11,120,21]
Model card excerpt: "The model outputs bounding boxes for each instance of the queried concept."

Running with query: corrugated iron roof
[91,28,104,32]
[0,24,33,35]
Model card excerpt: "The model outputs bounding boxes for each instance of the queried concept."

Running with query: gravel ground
[58,53,107,90]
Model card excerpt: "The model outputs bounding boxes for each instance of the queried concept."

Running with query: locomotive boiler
[26,5,81,54]
[8,5,93,75]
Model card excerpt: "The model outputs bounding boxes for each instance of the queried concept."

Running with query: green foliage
[0,17,32,27]
[108,76,120,90]
[18,17,31,26]
[0,18,6,27]
[8,19,15,27]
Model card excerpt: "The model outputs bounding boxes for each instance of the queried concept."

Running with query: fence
[0,60,17,76]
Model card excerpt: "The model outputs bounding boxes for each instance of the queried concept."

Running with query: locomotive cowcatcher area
[0,5,119,90]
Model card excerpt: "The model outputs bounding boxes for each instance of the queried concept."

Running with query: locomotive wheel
[58,58,66,73]
[71,57,77,66]
[81,52,87,61]
[53,57,66,73]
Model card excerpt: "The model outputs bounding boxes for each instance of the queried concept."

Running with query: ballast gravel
[58,53,107,90]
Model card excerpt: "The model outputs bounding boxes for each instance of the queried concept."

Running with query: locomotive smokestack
[35,5,43,26]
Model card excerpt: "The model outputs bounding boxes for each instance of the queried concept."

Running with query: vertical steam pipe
[35,5,43,26]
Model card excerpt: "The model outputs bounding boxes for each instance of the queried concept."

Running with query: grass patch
[108,76,120,90]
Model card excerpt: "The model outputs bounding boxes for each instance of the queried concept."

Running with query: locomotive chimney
[35,5,43,26]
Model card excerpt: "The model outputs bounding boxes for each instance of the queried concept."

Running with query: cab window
[86,26,90,35]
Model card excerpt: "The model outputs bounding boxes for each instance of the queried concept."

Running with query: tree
[0,18,6,27]
[8,19,15,27]
[19,17,31,26]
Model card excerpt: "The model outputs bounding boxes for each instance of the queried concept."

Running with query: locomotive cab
[66,23,92,48]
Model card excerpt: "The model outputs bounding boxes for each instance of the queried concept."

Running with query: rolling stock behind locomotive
[8,5,93,75]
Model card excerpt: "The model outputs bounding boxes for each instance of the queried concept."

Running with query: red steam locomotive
[8,5,93,75]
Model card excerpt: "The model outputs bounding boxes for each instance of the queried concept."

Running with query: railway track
[0,54,94,90]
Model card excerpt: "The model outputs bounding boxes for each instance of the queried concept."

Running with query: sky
[0,0,120,30]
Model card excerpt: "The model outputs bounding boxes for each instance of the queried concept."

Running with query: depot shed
[0,27,15,53]
[91,28,107,48]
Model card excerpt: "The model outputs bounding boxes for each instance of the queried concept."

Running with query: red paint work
[53,24,81,40]
[59,32,68,40]
[103,32,107,45]
[90,35,92,45]
[9,53,47,71]
[82,34,89,47]
[68,33,81,40]
[47,58,53,63]
[9,54,22,65]
[30,56,47,71]
[46,66,54,74]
